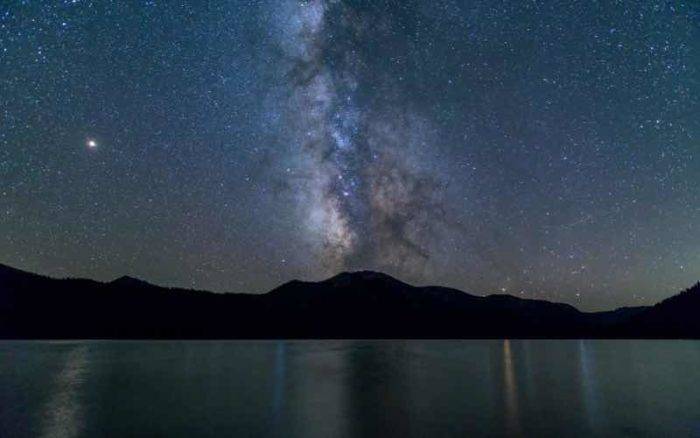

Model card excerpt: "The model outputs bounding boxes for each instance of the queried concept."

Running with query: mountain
[0,262,698,339]
[617,282,700,338]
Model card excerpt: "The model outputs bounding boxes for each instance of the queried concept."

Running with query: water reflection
[345,342,412,437]
[502,340,521,436]
[38,343,88,438]
[2,340,698,438]
[271,341,286,427]
[268,341,415,437]
[578,340,604,434]
[519,340,535,408]
[286,341,349,437]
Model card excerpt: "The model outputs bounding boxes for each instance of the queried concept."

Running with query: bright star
[86,139,98,149]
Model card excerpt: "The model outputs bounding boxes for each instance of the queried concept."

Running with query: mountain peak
[110,275,152,288]
[268,270,411,298]
[326,270,406,285]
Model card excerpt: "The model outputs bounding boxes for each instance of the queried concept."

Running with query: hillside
[2,263,697,339]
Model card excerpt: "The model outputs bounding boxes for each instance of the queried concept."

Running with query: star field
[1,0,698,310]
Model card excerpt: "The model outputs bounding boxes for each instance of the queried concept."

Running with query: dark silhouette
[1,263,698,339]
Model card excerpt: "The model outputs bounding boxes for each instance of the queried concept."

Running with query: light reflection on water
[271,341,286,427]
[1,340,699,438]
[502,340,520,436]
[578,340,604,434]
[38,344,87,438]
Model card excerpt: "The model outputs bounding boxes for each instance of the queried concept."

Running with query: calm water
[1,340,699,437]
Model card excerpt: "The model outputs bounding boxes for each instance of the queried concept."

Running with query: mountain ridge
[1,262,698,339]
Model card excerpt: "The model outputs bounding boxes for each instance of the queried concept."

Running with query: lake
[1,340,699,437]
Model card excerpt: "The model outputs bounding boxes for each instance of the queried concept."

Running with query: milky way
[278,0,448,273]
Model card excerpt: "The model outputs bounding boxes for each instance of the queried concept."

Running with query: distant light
[86,139,98,149]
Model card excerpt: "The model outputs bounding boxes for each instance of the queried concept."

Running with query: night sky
[1,1,698,310]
